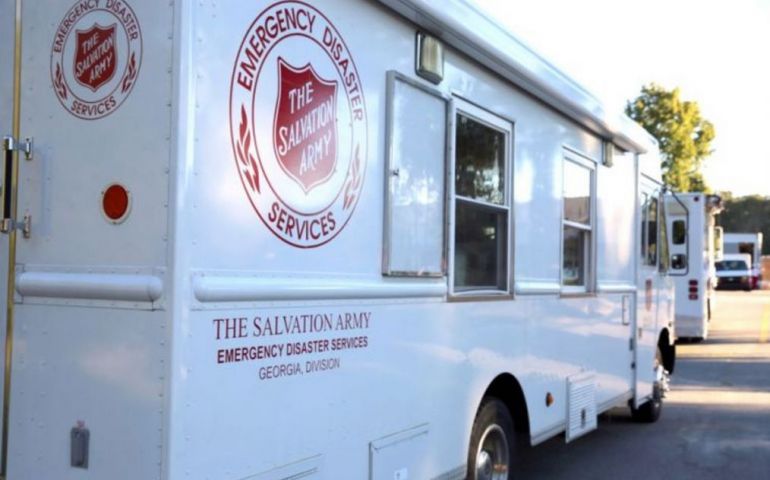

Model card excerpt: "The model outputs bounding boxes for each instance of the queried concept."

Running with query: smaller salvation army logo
[230,1,367,248]
[50,0,143,120]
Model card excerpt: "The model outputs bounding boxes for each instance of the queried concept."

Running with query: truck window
[642,196,658,266]
[672,220,686,245]
[452,107,510,293]
[562,156,594,290]
[658,197,670,272]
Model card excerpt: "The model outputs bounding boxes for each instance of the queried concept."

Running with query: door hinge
[629,337,635,351]
[0,215,31,238]
[3,135,32,161]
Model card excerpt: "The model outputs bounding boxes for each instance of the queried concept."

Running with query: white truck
[665,193,723,340]
[0,1,675,479]
[723,232,764,290]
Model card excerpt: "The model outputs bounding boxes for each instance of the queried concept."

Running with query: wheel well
[658,329,676,374]
[479,373,530,435]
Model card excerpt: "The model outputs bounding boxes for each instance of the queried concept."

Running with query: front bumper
[716,276,751,290]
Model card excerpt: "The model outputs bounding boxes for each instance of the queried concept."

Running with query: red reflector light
[689,293,698,300]
[689,279,698,286]
[102,184,130,223]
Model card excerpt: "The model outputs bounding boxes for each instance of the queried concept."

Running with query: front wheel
[631,387,662,422]
[467,398,515,480]
[631,348,665,423]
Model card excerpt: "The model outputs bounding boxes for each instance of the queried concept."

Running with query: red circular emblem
[229,1,367,248]
[50,0,143,120]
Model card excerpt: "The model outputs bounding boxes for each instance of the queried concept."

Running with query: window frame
[448,97,514,299]
[560,149,597,294]
[640,193,659,268]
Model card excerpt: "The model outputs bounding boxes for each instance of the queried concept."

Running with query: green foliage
[626,84,715,192]
[717,194,770,255]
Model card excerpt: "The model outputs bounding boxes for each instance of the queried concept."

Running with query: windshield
[715,260,749,271]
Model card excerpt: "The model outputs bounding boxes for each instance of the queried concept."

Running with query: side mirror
[714,226,724,261]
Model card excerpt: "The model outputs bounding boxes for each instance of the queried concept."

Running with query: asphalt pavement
[511,289,770,479]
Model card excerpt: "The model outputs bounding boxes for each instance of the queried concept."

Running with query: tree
[626,84,715,192]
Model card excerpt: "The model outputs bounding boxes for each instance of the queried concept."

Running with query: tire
[467,398,515,480]
[631,348,664,423]
[631,392,662,423]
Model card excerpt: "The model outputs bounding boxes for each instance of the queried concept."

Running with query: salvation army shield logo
[230,2,367,248]
[273,59,338,193]
[74,24,117,91]
[50,0,143,120]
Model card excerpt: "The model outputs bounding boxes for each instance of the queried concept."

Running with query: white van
[715,253,753,291]
[723,233,764,290]
[1,1,675,478]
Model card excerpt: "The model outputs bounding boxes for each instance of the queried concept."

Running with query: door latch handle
[2,135,33,238]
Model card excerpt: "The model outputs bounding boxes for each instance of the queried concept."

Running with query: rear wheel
[467,398,514,480]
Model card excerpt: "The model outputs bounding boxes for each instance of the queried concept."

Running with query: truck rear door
[635,177,662,407]
[1,2,172,478]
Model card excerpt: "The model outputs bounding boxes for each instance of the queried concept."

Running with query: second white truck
[723,232,764,290]
[666,193,723,340]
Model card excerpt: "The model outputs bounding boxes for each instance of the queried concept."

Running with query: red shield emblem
[74,24,118,91]
[273,58,338,192]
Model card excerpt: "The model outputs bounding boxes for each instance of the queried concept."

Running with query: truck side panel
[169,1,645,478]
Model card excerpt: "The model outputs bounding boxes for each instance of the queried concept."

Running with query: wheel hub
[475,424,509,480]
[654,350,670,397]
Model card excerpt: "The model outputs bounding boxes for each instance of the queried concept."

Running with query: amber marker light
[546,392,554,407]
[102,183,131,224]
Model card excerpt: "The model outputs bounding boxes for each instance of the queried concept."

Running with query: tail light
[688,279,698,300]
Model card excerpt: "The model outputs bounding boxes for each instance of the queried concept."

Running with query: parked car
[715,253,753,291]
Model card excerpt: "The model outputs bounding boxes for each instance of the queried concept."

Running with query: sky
[471,0,770,197]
